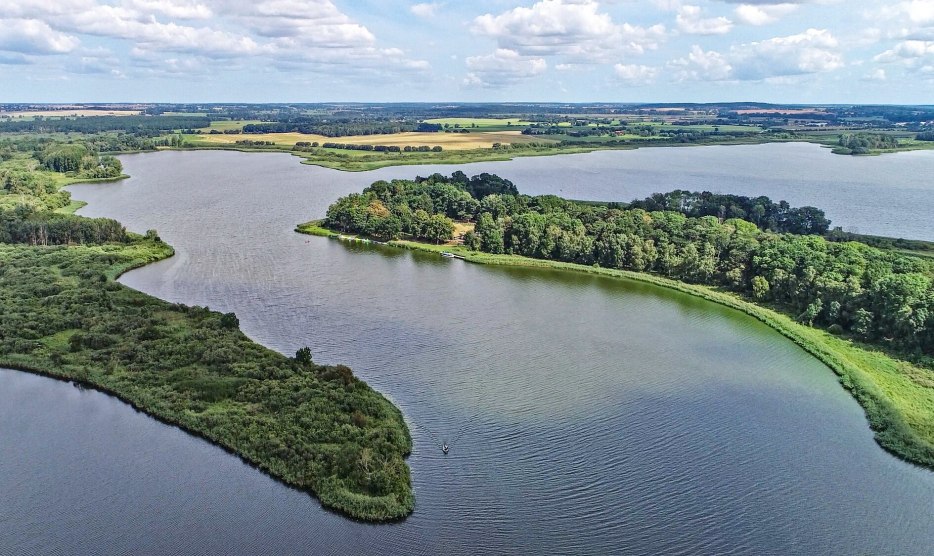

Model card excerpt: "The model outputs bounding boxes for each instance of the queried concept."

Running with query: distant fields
[423,117,534,128]
[190,130,552,150]
[0,109,141,120]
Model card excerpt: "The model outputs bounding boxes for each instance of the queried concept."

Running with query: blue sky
[1,0,932,103]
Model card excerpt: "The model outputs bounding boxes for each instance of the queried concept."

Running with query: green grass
[300,222,934,469]
[201,120,264,132]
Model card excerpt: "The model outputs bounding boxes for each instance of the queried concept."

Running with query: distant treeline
[324,173,934,354]
[628,190,830,235]
[242,118,417,137]
[318,143,443,153]
[0,116,210,134]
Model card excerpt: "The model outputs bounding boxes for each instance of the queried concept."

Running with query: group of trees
[628,190,831,235]
[837,133,900,154]
[325,173,934,355]
[39,143,124,178]
[319,143,443,153]
[0,206,127,245]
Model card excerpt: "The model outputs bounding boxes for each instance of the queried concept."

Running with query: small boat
[440,252,455,258]
[441,444,449,454]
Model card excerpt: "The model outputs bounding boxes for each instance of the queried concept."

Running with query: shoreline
[0,163,416,521]
[177,135,934,173]
[0,238,416,521]
[298,221,934,470]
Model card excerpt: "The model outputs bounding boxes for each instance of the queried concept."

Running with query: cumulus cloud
[613,63,660,84]
[733,3,798,25]
[128,0,212,19]
[0,0,426,78]
[670,45,733,80]
[861,68,887,81]
[472,0,666,62]
[670,28,842,81]
[676,5,733,35]
[463,48,547,88]
[874,39,934,75]
[0,19,80,55]
[410,2,441,18]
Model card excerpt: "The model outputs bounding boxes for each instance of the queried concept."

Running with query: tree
[294,346,312,365]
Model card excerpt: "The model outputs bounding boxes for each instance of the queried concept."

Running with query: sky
[0,0,932,104]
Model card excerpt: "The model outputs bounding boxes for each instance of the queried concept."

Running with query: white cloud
[472,0,666,62]
[861,68,887,81]
[670,28,842,81]
[676,5,733,35]
[410,2,440,18]
[670,45,733,80]
[464,48,547,88]
[613,63,659,84]
[128,0,212,19]
[874,39,934,74]
[733,3,798,25]
[0,19,80,55]
[732,28,842,79]
[0,0,427,78]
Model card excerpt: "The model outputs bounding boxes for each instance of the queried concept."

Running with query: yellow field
[0,109,141,118]
[193,130,548,150]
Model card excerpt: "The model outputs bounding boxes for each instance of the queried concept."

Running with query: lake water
[2,147,933,554]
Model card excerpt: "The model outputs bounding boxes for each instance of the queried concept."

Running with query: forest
[242,118,417,137]
[0,142,415,521]
[323,173,934,356]
[627,190,831,235]
[0,115,210,134]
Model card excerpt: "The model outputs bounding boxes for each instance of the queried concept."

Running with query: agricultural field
[201,120,264,132]
[191,130,552,150]
[423,117,534,129]
[0,109,141,119]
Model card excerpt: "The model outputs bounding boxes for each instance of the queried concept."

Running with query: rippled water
[2,149,933,555]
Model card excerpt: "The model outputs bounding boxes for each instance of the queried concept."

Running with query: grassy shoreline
[2,156,417,521]
[298,220,934,469]
[175,133,934,172]
[0,238,416,521]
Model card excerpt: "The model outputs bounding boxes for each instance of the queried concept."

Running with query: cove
[2,149,932,554]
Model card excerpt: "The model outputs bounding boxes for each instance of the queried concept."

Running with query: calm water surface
[2,148,933,555]
[361,142,934,240]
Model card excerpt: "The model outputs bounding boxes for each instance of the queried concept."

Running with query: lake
[2,146,933,554]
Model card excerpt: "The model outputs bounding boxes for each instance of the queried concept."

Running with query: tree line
[628,190,830,235]
[324,173,934,355]
[0,115,210,134]
[242,118,417,137]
